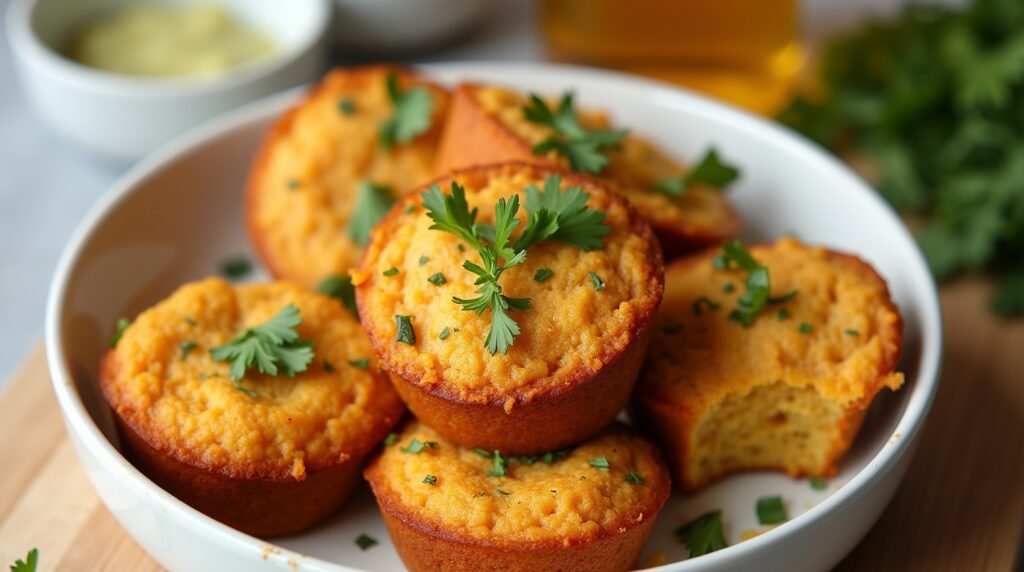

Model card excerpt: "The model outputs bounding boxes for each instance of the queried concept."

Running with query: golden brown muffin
[246,65,450,288]
[434,84,740,257]
[355,162,664,454]
[100,278,405,536]
[365,420,671,572]
[635,238,904,491]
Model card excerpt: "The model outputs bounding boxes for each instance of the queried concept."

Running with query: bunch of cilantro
[778,0,1024,317]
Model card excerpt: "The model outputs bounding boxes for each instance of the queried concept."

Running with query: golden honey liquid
[540,0,804,115]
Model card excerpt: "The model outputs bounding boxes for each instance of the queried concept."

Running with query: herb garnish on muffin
[348,181,395,246]
[379,72,434,150]
[522,92,628,174]
[714,240,799,327]
[421,174,611,354]
[209,304,314,381]
[652,148,740,197]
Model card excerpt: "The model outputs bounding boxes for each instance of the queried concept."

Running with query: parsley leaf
[395,315,416,345]
[379,73,433,150]
[523,92,628,174]
[179,341,197,358]
[675,510,728,557]
[588,455,610,470]
[653,148,740,197]
[110,317,129,347]
[209,304,314,381]
[626,471,645,485]
[534,268,553,282]
[488,450,508,477]
[8,548,37,572]
[422,176,609,354]
[423,474,437,485]
[348,181,395,246]
[400,438,436,454]
[316,275,359,320]
[355,534,377,551]
[756,495,788,525]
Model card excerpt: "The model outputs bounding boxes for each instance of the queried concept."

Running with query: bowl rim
[44,61,944,571]
[5,0,331,97]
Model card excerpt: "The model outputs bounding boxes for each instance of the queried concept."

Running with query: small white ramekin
[6,0,330,161]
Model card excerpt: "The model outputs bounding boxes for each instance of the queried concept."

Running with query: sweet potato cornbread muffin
[356,163,664,454]
[246,65,450,288]
[434,84,741,256]
[635,238,904,491]
[100,278,404,536]
[365,421,670,572]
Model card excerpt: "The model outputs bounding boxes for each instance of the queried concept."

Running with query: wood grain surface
[1,278,1021,571]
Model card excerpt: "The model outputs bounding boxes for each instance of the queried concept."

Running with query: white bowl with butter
[6,0,330,161]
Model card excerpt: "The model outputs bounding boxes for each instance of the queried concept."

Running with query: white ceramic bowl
[45,63,942,571]
[331,0,492,52]
[6,0,329,161]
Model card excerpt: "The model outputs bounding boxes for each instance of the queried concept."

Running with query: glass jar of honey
[540,0,805,115]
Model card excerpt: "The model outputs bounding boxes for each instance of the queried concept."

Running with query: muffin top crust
[356,163,664,406]
[365,420,670,547]
[247,65,449,288]
[101,278,404,481]
[640,238,904,410]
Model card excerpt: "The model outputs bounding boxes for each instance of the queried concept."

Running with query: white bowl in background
[6,0,330,161]
[331,0,492,52]
[45,63,942,571]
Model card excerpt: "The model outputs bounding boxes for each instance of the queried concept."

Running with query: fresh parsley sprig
[523,92,628,174]
[379,72,433,150]
[421,175,610,354]
[713,241,796,327]
[209,304,314,381]
[653,148,740,197]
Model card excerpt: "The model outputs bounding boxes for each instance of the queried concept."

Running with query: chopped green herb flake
[209,304,314,381]
[355,534,377,551]
[348,358,369,370]
[799,322,813,334]
[716,241,773,327]
[338,98,356,115]
[474,448,493,458]
[322,360,334,372]
[722,282,735,293]
[756,495,788,525]
[542,450,570,464]
[588,271,605,291]
[626,471,645,485]
[400,439,436,454]
[845,328,861,336]
[233,381,258,398]
[316,275,360,319]
[534,268,554,282]
[287,179,300,190]
[427,272,447,286]
[382,267,399,277]
[379,72,434,149]
[488,451,508,477]
[405,204,416,214]
[439,326,451,340]
[692,296,720,315]
[383,432,397,446]
[423,474,437,485]
[588,455,610,470]
[179,341,197,358]
[675,510,728,557]
[495,487,511,495]
[777,308,791,321]
[184,316,197,326]
[395,315,415,344]
[349,181,395,247]
[111,317,130,347]
[220,257,252,280]
[418,255,430,266]
[809,476,828,491]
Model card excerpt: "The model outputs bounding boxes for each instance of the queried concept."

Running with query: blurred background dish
[331,0,493,53]
[6,0,330,161]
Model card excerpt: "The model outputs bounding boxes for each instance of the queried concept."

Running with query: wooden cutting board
[1,277,1022,571]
